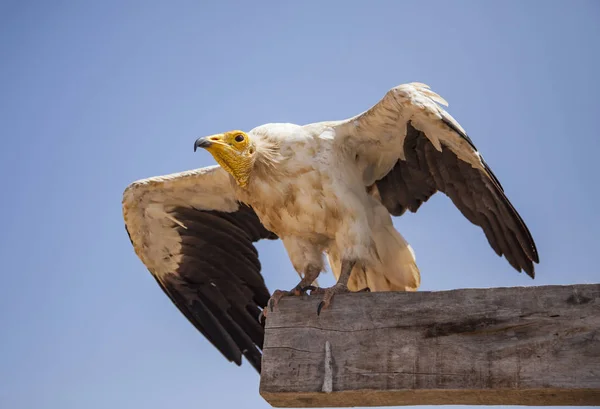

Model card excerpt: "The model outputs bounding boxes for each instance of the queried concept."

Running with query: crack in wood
[352,371,463,376]
[263,346,320,354]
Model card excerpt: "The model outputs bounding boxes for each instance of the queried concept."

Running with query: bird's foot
[258,285,313,324]
[312,285,370,316]
[268,289,297,311]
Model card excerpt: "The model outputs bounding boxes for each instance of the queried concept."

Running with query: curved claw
[258,309,267,325]
[314,284,355,316]
[268,289,290,313]
[317,301,326,316]
[266,286,309,314]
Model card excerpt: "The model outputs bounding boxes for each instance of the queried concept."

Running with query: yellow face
[194,130,255,187]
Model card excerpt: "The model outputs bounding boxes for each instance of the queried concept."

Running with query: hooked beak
[194,133,227,152]
[194,136,212,152]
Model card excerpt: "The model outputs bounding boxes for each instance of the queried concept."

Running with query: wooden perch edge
[259,284,600,407]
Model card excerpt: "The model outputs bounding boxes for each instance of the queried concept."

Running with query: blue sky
[1,1,598,408]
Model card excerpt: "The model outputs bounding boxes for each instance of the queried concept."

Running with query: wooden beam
[259,284,600,407]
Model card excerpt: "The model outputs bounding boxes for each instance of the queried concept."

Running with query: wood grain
[259,284,600,407]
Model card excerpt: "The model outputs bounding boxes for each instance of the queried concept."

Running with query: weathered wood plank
[259,284,600,407]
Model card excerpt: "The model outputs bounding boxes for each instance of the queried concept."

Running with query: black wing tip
[505,245,538,279]
[219,340,264,373]
[229,352,243,367]
[210,338,262,373]
[150,204,272,375]
[522,258,536,279]
[499,229,538,279]
[501,255,536,279]
[468,133,540,276]
[245,352,262,373]
[478,149,540,278]
[438,119,541,280]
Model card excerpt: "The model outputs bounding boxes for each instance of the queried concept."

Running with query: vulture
[122,82,539,373]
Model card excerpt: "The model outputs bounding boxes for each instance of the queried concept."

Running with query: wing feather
[123,165,277,372]
[333,83,538,277]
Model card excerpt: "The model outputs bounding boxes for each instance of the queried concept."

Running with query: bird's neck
[208,149,250,188]
[238,140,283,190]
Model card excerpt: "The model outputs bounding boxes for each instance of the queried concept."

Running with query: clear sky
[1,1,598,408]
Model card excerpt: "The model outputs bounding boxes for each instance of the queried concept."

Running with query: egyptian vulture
[122,82,538,373]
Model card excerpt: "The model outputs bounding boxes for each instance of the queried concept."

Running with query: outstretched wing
[122,165,277,372]
[332,82,539,277]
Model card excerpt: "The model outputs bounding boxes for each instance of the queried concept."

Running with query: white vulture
[122,82,539,373]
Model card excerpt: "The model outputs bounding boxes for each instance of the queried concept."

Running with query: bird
[122,82,539,373]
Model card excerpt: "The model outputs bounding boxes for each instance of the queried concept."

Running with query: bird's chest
[242,160,344,239]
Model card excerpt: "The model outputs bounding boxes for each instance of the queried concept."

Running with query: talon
[302,285,318,293]
[266,286,307,313]
[358,287,370,293]
[317,301,325,316]
[258,309,267,325]
[316,294,333,315]
[314,284,353,316]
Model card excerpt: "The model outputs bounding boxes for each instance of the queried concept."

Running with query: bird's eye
[234,134,245,143]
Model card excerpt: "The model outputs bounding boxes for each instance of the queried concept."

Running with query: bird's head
[194,130,256,187]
